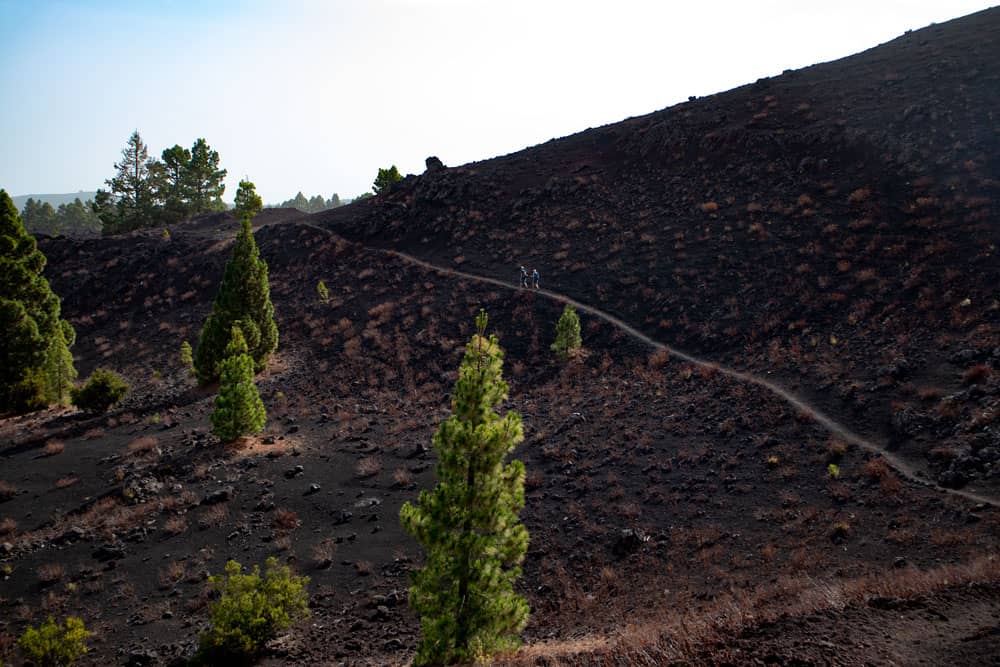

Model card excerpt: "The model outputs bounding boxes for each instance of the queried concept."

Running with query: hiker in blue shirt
[532,268,540,289]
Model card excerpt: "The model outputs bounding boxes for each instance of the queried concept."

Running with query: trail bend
[296,220,1000,510]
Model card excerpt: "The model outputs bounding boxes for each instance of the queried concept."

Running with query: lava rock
[202,487,234,505]
[93,542,127,561]
[305,483,322,496]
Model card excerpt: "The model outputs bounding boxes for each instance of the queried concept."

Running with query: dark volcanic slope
[316,8,1000,497]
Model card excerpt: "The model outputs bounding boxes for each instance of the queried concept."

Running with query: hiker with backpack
[532,268,540,289]
[519,265,529,288]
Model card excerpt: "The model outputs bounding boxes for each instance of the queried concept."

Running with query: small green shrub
[18,616,91,666]
[197,557,310,664]
[180,341,194,375]
[70,368,129,413]
[316,280,329,303]
[551,304,582,361]
[827,463,841,479]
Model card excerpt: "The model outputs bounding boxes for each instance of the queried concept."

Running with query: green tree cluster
[18,616,91,666]
[194,215,277,383]
[95,131,228,234]
[210,328,266,442]
[273,191,342,213]
[0,190,77,414]
[197,557,309,664]
[551,304,582,360]
[400,310,530,665]
[20,198,101,237]
[373,165,402,195]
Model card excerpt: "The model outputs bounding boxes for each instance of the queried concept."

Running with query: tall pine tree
[96,130,161,234]
[194,217,277,383]
[0,190,76,413]
[400,310,529,665]
[233,179,263,221]
[210,327,266,442]
[186,138,227,214]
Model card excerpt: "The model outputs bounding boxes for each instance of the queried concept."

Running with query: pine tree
[400,310,530,665]
[233,179,263,221]
[211,328,266,442]
[97,131,161,234]
[43,320,77,405]
[159,144,192,223]
[186,138,227,214]
[551,304,582,361]
[316,280,329,303]
[373,165,402,195]
[194,218,278,383]
[0,190,76,413]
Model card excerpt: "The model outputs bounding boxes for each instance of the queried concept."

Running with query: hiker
[519,265,529,288]
[532,268,540,289]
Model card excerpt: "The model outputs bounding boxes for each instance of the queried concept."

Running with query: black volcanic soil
[3,8,1000,667]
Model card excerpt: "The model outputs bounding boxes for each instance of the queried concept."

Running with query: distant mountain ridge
[12,191,97,210]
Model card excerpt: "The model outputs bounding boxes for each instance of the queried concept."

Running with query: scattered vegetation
[0,190,77,414]
[180,341,194,375]
[233,179,263,221]
[194,216,278,383]
[316,279,329,303]
[69,368,129,413]
[18,616,91,666]
[210,327,267,442]
[197,557,310,664]
[551,304,582,361]
[400,310,530,665]
[373,165,403,195]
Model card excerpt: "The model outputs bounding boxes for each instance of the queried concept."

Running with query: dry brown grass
[0,481,15,501]
[158,561,186,589]
[392,467,413,488]
[355,456,382,478]
[496,556,1000,666]
[272,508,300,532]
[311,539,337,569]
[126,436,158,457]
[53,477,78,489]
[37,563,66,585]
[963,364,993,385]
[198,504,228,530]
[163,516,188,536]
[41,440,65,457]
[0,517,16,535]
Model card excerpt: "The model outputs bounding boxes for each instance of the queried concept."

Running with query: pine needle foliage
[194,217,277,383]
[400,309,529,665]
[551,304,582,361]
[316,280,329,303]
[0,190,77,413]
[211,328,266,443]
[18,616,91,667]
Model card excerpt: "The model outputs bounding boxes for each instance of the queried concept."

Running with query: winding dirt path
[297,220,1000,509]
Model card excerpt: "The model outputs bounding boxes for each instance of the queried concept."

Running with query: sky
[0,0,995,204]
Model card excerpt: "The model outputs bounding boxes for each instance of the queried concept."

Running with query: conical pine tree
[0,189,76,413]
[194,217,278,383]
[43,320,77,405]
[551,303,582,361]
[210,327,266,442]
[400,310,530,665]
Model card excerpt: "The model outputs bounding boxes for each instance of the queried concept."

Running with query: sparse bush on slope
[197,557,309,664]
[18,616,91,666]
[69,368,128,413]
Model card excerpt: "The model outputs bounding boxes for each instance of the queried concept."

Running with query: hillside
[2,7,1000,667]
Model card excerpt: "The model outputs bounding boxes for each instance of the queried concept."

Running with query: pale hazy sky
[0,0,994,204]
